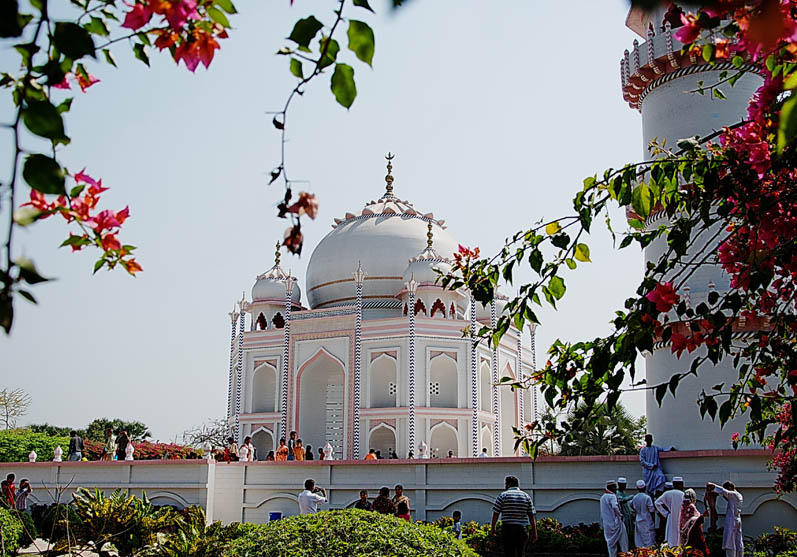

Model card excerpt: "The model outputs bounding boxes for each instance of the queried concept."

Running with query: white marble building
[226,158,535,460]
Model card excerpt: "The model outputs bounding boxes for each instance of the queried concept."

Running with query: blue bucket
[269,512,283,521]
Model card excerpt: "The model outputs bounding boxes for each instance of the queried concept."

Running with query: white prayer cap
[606,480,617,487]
[617,477,627,483]
[673,476,684,482]
[636,480,646,489]
[664,482,673,489]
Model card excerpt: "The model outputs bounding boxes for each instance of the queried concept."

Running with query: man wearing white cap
[630,479,656,548]
[600,480,628,556]
[616,478,634,547]
[655,476,685,547]
[707,481,744,557]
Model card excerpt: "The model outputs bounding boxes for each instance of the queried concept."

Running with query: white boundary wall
[3,450,795,537]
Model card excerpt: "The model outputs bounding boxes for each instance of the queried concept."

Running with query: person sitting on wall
[275,438,290,462]
[365,449,377,461]
[265,450,275,461]
[640,434,667,497]
[287,431,297,461]
[305,445,313,460]
[293,439,306,461]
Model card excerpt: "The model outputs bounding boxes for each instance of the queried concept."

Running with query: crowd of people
[598,434,744,557]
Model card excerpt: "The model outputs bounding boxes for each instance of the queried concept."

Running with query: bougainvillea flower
[162,0,199,31]
[100,232,122,252]
[76,73,100,93]
[121,2,154,30]
[154,29,179,50]
[645,282,680,312]
[122,258,143,274]
[52,74,72,90]
[674,13,701,43]
[286,191,319,219]
[89,209,122,232]
[74,169,100,188]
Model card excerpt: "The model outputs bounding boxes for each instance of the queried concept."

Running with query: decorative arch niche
[251,427,274,460]
[252,363,278,413]
[429,353,457,408]
[500,364,518,456]
[430,299,446,318]
[369,354,397,408]
[368,424,397,457]
[256,313,268,330]
[479,361,492,413]
[272,312,285,329]
[295,349,345,459]
[413,299,427,316]
[430,422,458,457]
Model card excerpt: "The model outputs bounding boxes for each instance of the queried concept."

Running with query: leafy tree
[0,388,31,429]
[0,429,69,462]
[558,403,646,457]
[85,418,151,442]
[28,423,82,437]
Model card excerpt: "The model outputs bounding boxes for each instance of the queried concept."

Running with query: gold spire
[426,221,433,249]
[384,152,395,197]
[275,242,281,266]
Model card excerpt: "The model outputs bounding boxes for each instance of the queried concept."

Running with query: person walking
[678,489,709,556]
[655,476,686,547]
[275,438,289,461]
[490,475,538,557]
[15,479,31,513]
[68,430,84,461]
[640,434,667,496]
[616,478,635,548]
[708,481,744,557]
[601,480,629,557]
[354,490,372,510]
[630,480,656,548]
[372,487,396,515]
[297,479,327,514]
[102,427,116,462]
[116,431,131,462]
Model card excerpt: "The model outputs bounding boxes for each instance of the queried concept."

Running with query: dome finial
[275,242,281,267]
[384,152,395,197]
[426,221,433,249]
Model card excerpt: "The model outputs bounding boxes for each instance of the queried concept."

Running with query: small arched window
[272,312,285,329]
[413,299,427,316]
[449,302,456,319]
[256,313,268,330]
[430,299,446,318]
[403,303,408,316]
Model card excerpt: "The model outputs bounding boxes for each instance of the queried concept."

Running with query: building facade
[226,159,536,460]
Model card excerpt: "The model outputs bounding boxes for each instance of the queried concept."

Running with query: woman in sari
[679,489,709,556]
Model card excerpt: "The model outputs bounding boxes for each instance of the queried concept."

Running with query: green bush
[0,429,69,462]
[0,507,23,557]
[15,509,37,543]
[749,525,797,556]
[227,509,477,557]
[41,502,81,544]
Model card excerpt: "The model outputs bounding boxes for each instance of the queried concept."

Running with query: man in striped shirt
[490,475,538,557]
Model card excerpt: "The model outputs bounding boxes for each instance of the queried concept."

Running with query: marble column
[406,277,418,456]
[353,262,366,459]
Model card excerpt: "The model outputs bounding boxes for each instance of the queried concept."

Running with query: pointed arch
[413,298,427,316]
[369,353,397,408]
[449,302,456,319]
[479,361,492,412]
[295,348,346,459]
[430,298,446,318]
[480,425,492,456]
[403,302,408,316]
[430,421,458,457]
[272,312,285,329]
[429,353,458,408]
[367,423,397,457]
[251,361,278,413]
[500,363,518,456]
[251,426,274,460]
[256,313,268,330]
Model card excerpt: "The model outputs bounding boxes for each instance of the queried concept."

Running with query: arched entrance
[252,363,277,413]
[430,422,458,458]
[251,428,274,461]
[480,426,492,456]
[296,350,345,459]
[368,424,397,457]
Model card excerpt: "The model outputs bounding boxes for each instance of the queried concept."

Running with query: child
[293,439,306,461]
[452,510,462,539]
[15,479,31,512]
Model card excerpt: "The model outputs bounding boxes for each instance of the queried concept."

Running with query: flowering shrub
[448,1,797,493]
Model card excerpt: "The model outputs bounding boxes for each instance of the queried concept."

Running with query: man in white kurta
[630,480,656,548]
[709,481,744,556]
[600,481,629,556]
[654,476,685,547]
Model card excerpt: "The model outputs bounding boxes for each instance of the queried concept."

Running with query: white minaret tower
[621,6,764,449]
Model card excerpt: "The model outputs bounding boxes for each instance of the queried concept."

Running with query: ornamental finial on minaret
[383,152,395,198]
[275,242,281,267]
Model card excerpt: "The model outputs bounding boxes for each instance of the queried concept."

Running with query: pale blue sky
[1,1,645,440]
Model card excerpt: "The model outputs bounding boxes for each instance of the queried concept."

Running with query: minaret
[352,261,366,458]
[620,5,764,449]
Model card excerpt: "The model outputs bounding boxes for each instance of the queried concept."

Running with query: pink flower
[89,209,122,232]
[645,282,680,313]
[674,13,701,43]
[121,2,153,30]
[163,0,199,31]
[731,432,740,442]
[74,169,100,188]
[76,73,100,93]
[52,74,72,90]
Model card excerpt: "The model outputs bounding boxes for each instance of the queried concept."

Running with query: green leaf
[545,221,560,235]
[12,206,42,226]
[103,48,116,67]
[574,243,591,263]
[22,154,65,194]
[133,42,149,66]
[206,6,230,28]
[731,55,744,69]
[347,19,375,66]
[353,0,374,12]
[93,258,106,274]
[0,0,29,38]
[631,183,651,218]
[22,100,68,142]
[288,15,323,49]
[548,276,565,300]
[56,98,73,114]
[214,0,237,14]
[318,37,339,69]
[290,58,303,79]
[784,71,797,90]
[17,289,36,304]
[777,94,797,153]
[330,63,356,109]
[15,257,50,284]
[54,22,95,59]
[84,16,109,36]
[701,43,714,63]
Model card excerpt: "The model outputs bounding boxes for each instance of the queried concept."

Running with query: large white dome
[306,193,458,310]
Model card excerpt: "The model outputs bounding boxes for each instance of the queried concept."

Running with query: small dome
[252,244,302,303]
[402,222,454,286]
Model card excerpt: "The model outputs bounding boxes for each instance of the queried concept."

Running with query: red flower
[121,2,153,30]
[645,282,680,313]
[286,191,319,219]
[76,72,100,93]
[674,13,701,43]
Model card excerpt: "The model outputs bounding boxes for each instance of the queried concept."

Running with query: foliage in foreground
[227,509,477,557]
[0,506,23,557]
